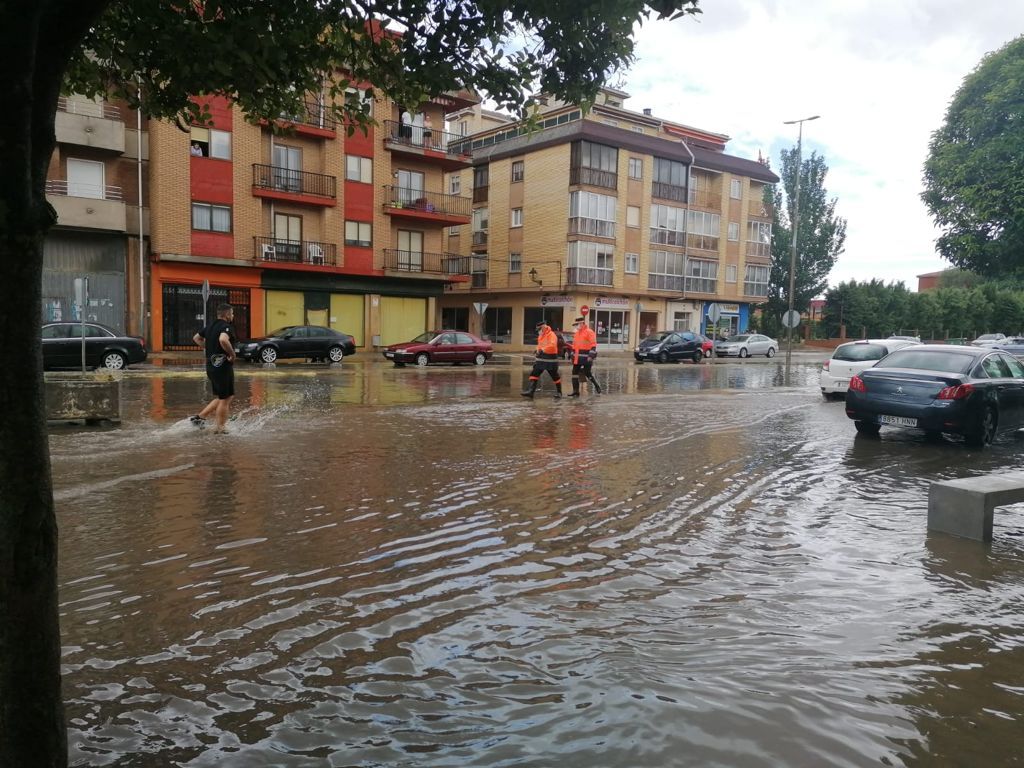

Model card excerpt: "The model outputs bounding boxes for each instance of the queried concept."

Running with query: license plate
[880,414,917,427]
[385,351,394,358]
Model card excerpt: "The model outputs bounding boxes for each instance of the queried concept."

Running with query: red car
[384,330,494,367]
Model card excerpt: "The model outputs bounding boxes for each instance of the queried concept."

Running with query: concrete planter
[44,372,122,424]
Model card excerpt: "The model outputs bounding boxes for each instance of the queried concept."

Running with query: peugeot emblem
[895,386,904,395]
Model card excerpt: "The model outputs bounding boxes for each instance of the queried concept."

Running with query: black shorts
[207,359,235,399]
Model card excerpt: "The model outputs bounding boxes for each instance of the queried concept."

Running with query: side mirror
[282,333,293,340]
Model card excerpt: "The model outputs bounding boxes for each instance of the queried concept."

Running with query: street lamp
[528,267,542,287]
[782,114,820,383]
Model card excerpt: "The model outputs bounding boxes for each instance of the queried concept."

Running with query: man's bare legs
[213,395,234,433]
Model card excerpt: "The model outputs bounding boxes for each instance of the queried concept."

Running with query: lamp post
[782,114,820,383]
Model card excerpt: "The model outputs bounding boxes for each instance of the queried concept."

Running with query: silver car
[715,333,778,358]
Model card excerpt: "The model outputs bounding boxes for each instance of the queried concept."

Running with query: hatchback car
[820,338,920,400]
[235,326,356,363]
[715,333,779,358]
[994,337,1024,356]
[41,322,147,370]
[384,331,493,366]
[634,331,704,364]
[844,345,1024,447]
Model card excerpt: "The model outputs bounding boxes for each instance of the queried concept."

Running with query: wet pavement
[52,360,1024,766]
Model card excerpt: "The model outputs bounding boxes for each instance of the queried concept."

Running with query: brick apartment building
[440,87,780,350]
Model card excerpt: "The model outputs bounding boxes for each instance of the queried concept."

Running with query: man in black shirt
[191,303,237,433]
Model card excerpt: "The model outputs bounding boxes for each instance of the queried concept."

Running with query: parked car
[555,330,575,360]
[994,337,1024,356]
[820,338,920,400]
[235,325,356,363]
[715,333,779,358]
[634,331,704,364]
[41,322,147,371]
[844,345,1024,447]
[384,330,493,366]
[696,333,715,358]
[971,333,1007,347]
[888,334,922,343]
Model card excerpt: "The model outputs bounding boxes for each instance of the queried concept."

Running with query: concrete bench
[928,473,1024,541]
[44,372,121,424]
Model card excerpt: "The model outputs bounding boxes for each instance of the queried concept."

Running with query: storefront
[700,302,751,337]
[591,296,632,349]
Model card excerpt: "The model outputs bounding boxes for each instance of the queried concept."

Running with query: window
[344,220,372,247]
[189,127,231,159]
[483,306,513,343]
[628,157,643,179]
[511,160,524,182]
[653,157,688,201]
[627,206,641,228]
[730,178,742,199]
[569,190,616,238]
[441,307,469,331]
[459,121,469,136]
[687,210,721,251]
[511,208,523,228]
[345,156,372,183]
[648,250,685,292]
[602,119,619,127]
[631,125,645,134]
[728,222,739,241]
[472,207,489,232]
[450,175,461,195]
[344,86,372,116]
[649,204,686,246]
[687,258,719,293]
[744,264,769,296]
[571,140,618,189]
[448,225,460,235]
[726,264,737,283]
[274,213,302,260]
[473,166,489,189]
[747,221,772,258]
[191,202,231,233]
[567,241,614,286]
[509,252,522,273]
[625,252,639,274]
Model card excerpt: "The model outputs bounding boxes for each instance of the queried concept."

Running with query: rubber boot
[553,382,563,399]
[589,374,602,394]
[569,377,581,397]
[520,379,538,398]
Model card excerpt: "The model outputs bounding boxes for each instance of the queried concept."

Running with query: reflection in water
[52,362,1024,766]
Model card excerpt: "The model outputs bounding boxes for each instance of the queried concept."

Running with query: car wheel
[855,421,881,436]
[416,353,430,367]
[692,350,703,364]
[101,351,126,370]
[703,348,711,359]
[474,353,487,366]
[658,351,669,364]
[965,405,997,447]
[766,347,776,358]
[739,348,749,358]
[328,345,344,363]
[260,346,278,363]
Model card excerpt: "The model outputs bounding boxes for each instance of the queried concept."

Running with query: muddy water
[52,362,1024,766]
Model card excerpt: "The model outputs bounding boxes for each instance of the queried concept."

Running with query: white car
[819,338,920,400]
[971,333,1007,347]
[715,333,778,358]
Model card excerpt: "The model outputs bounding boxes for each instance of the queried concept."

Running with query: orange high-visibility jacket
[572,326,597,364]
[536,327,559,358]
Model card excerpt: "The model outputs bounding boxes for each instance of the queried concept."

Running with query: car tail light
[822,360,830,371]
[849,375,867,392]
[936,383,974,400]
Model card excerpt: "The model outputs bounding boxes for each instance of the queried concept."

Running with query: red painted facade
[190,96,234,259]
[344,122,377,275]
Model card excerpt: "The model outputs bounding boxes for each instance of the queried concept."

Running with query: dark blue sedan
[845,345,1024,447]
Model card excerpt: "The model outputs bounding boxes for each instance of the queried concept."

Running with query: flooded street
[52,361,1024,767]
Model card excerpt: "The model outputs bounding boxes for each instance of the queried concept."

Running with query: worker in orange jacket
[569,316,601,396]
[521,320,563,398]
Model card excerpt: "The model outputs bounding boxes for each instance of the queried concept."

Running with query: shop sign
[594,296,631,309]
[540,295,573,306]
[720,303,740,314]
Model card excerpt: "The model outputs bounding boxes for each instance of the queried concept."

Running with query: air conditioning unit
[261,244,277,261]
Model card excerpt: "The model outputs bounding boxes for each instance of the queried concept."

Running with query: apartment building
[440,87,780,350]
[146,86,479,351]
[43,95,150,335]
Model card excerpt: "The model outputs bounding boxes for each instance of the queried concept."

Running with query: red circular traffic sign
[580,305,589,316]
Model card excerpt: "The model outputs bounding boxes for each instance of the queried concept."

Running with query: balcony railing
[472,186,489,204]
[746,241,771,258]
[652,181,687,202]
[648,273,684,292]
[471,272,487,288]
[748,200,774,218]
[566,267,614,287]
[744,282,769,297]
[254,236,337,266]
[687,233,719,252]
[383,186,471,218]
[278,100,337,131]
[650,229,686,247]
[383,249,473,276]
[570,166,618,190]
[688,187,719,207]
[471,230,488,247]
[45,179,123,200]
[382,120,468,155]
[252,164,336,200]
[57,96,120,120]
[569,218,615,238]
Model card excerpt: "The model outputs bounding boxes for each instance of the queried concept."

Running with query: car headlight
[395,348,407,354]
[244,343,258,350]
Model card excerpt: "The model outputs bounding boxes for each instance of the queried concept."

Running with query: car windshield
[409,332,437,343]
[874,349,976,374]
[268,327,295,337]
[832,343,888,362]
[643,332,672,344]
[725,335,750,343]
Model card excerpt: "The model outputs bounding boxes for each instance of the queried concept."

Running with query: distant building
[917,270,947,292]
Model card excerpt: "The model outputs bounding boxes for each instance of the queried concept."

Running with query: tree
[764,148,847,337]
[1,2,701,764]
[922,35,1024,277]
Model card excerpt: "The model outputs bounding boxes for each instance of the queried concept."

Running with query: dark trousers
[529,359,561,383]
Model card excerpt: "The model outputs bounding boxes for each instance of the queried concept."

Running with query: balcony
[44,179,126,231]
[383,249,475,279]
[748,200,774,219]
[471,230,488,252]
[273,100,337,139]
[472,185,489,204]
[566,267,614,287]
[746,241,771,259]
[55,96,125,152]
[252,164,336,206]
[648,274,685,292]
[687,187,720,208]
[570,166,618,190]
[383,186,470,226]
[382,120,472,170]
[687,233,719,253]
[652,181,688,203]
[254,236,337,267]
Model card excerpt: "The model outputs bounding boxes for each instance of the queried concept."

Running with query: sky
[623,0,1024,292]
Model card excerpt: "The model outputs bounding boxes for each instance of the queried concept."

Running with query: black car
[235,325,357,364]
[42,322,148,371]
[845,345,1024,447]
[634,331,704,364]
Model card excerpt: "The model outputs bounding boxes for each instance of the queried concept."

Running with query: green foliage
[922,35,1024,277]
[764,148,846,337]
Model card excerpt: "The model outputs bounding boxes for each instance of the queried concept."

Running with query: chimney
[643,108,652,116]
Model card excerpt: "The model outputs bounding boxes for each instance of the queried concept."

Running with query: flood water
[52,361,1024,767]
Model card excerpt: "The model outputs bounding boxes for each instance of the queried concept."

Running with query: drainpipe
[136,82,146,337]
